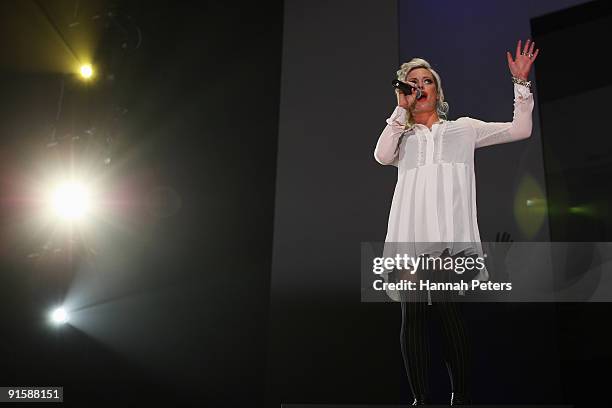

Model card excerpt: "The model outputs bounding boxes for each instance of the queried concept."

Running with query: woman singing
[374,39,539,405]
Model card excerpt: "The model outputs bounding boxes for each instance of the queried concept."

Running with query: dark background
[0,0,611,407]
[533,2,612,406]
[1,1,282,406]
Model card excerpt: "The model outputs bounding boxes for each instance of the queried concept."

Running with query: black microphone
[392,79,423,99]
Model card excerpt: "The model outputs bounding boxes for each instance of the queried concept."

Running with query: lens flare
[50,307,69,325]
[79,64,94,79]
[514,174,546,239]
[50,181,92,221]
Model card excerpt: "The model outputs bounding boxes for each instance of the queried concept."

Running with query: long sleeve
[460,83,534,149]
[374,106,408,166]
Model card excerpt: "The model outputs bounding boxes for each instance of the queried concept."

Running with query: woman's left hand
[507,39,539,80]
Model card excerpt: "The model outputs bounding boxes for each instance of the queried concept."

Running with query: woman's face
[405,68,438,114]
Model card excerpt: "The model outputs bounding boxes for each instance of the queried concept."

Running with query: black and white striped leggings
[396,249,474,402]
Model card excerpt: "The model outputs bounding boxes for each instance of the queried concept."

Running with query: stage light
[79,64,94,80]
[50,181,92,221]
[50,307,69,325]
[525,198,545,207]
[514,174,546,239]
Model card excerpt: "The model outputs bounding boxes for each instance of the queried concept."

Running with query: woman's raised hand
[506,39,539,80]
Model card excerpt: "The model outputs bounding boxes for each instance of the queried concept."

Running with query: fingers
[506,51,513,66]
[514,38,539,62]
[405,91,415,106]
[522,38,531,55]
[396,89,412,109]
[407,90,418,108]
[531,48,540,62]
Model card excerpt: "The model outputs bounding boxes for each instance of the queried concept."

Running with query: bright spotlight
[50,307,69,325]
[79,64,94,79]
[50,181,92,221]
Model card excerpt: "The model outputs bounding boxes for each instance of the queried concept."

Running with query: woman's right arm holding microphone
[374,86,417,166]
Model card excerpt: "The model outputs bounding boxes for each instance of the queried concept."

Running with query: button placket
[424,128,435,165]
[416,131,424,166]
[435,122,447,163]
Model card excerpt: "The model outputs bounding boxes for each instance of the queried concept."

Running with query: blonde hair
[396,58,449,128]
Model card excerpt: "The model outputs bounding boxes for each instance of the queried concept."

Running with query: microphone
[392,79,423,99]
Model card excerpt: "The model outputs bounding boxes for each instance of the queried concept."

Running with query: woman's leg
[436,289,471,402]
[431,253,472,404]
[398,269,431,404]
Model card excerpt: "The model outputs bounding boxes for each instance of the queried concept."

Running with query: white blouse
[375,83,533,297]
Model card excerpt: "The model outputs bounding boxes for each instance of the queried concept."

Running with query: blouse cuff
[386,105,408,126]
[513,82,532,103]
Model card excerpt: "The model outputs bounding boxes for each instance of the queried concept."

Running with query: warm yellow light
[79,64,94,79]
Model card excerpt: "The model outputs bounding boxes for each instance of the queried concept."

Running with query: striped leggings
[396,249,473,402]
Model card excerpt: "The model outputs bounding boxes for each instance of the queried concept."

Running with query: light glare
[50,307,69,325]
[79,64,93,79]
[51,182,92,220]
